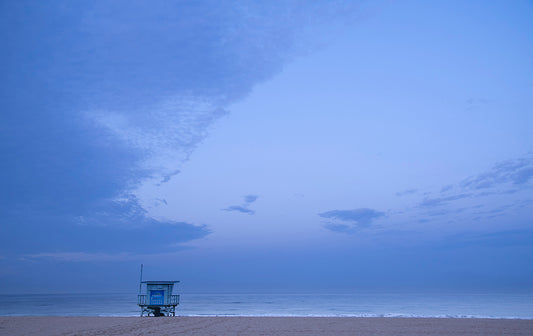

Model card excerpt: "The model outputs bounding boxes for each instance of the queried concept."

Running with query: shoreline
[2,314,533,319]
[1,316,532,336]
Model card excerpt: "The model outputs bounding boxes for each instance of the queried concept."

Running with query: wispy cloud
[387,154,533,228]
[461,156,533,190]
[415,154,533,210]
[420,193,472,208]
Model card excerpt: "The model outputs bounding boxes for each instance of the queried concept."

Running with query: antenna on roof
[139,264,143,295]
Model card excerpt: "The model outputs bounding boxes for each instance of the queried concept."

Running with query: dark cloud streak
[222,206,255,215]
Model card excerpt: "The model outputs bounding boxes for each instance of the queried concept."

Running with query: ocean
[1,291,532,319]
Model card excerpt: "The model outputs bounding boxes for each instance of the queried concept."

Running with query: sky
[1,0,532,294]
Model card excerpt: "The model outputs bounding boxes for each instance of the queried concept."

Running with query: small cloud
[319,208,385,233]
[465,97,490,111]
[222,195,259,215]
[244,195,258,205]
[395,189,418,197]
[222,205,255,215]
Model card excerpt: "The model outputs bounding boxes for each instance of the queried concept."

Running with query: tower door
[149,290,164,305]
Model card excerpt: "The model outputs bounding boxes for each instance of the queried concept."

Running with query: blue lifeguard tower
[137,265,180,316]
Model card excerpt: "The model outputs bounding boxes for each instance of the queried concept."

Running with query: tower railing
[170,295,180,305]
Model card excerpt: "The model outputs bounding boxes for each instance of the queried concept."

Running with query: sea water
[0,291,532,319]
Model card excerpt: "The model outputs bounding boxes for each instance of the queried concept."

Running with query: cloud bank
[0,1,360,258]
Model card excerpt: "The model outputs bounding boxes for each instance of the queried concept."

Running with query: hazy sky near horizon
[1,0,533,293]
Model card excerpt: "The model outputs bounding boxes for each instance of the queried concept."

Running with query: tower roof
[141,280,180,284]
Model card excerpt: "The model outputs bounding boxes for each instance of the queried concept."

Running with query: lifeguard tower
[137,265,180,316]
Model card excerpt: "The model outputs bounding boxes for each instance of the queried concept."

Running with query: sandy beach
[1,316,532,336]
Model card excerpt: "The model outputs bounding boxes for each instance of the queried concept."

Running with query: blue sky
[1,0,532,293]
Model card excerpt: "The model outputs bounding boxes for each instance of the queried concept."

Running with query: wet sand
[1,316,532,336]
